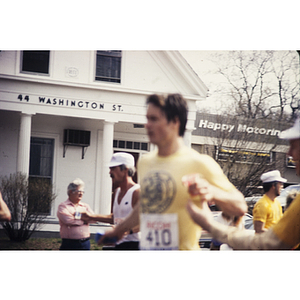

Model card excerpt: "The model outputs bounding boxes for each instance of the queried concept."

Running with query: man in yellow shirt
[186,116,300,250]
[99,93,247,250]
[253,170,285,233]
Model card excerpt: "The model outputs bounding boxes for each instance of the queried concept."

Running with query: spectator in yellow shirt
[253,170,286,233]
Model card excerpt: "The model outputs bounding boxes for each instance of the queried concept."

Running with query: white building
[0,50,208,235]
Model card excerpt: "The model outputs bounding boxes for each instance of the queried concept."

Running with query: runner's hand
[80,211,93,223]
[182,173,214,202]
[98,227,124,245]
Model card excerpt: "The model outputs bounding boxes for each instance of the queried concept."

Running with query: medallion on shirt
[140,170,176,213]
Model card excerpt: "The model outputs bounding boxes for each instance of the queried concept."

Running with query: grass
[0,237,103,250]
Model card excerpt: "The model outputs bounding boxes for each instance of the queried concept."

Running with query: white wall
[0,50,202,96]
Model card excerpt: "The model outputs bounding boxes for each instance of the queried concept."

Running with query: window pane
[113,139,149,151]
[118,140,125,148]
[95,50,121,83]
[126,141,133,149]
[29,144,41,175]
[134,142,140,150]
[22,51,50,74]
[29,137,54,177]
[40,158,51,176]
[29,138,54,214]
[113,140,118,148]
[141,143,148,151]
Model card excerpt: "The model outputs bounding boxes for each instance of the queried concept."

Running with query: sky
[180,50,244,112]
[179,50,223,110]
[180,50,300,114]
[180,51,218,84]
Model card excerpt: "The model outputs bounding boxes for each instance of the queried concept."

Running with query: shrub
[0,173,56,241]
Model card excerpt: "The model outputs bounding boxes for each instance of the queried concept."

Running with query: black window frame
[113,139,149,152]
[21,50,50,75]
[29,137,54,214]
[95,50,122,83]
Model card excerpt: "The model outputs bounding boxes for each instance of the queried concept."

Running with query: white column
[99,120,115,214]
[17,113,33,176]
[93,130,102,213]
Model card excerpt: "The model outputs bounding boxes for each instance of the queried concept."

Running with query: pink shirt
[57,199,94,239]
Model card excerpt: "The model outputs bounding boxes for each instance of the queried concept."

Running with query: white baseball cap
[108,152,135,168]
[260,170,287,183]
[279,117,300,140]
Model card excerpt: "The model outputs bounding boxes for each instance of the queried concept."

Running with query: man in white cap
[186,116,300,249]
[81,152,140,250]
[253,170,286,233]
[97,94,247,250]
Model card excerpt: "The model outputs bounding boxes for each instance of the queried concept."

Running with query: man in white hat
[97,94,247,250]
[81,152,140,250]
[186,116,300,249]
[253,170,286,233]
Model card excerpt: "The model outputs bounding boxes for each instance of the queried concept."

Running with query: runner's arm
[98,202,140,244]
[131,189,140,208]
[81,211,114,224]
[186,177,247,216]
[0,192,11,222]
[186,199,291,250]
[254,220,267,233]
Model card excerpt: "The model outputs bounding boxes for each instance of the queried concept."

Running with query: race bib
[140,213,179,250]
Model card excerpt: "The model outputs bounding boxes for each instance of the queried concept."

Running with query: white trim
[114,132,149,143]
[164,51,208,97]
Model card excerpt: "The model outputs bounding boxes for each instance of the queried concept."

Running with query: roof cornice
[164,50,208,97]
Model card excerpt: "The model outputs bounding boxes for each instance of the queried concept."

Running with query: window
[113,139,149,151]
[216,146,271,164]
[95,51,121,83]
[287,156,296,168]
[22,50,50,74]
[29,137,54,214]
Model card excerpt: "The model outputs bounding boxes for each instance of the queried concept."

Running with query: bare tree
[194,51,298,197]
[269,51,300,120]
[216,116,280,196]
[0,173,56,241]
[210,50,299,121]
[196,113,289,196]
